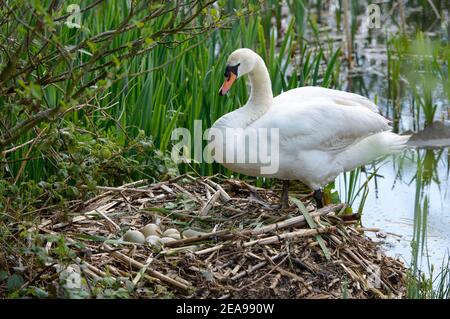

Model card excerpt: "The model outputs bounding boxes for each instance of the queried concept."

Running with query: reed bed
[20,174,407,298]
[1,0,448,299]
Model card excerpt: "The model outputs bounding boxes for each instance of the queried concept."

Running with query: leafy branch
[0,0,251,151]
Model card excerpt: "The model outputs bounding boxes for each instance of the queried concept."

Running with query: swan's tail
[340,131,411,172]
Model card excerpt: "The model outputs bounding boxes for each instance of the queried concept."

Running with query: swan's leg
[313,189,324,209]
[281,180,290,209]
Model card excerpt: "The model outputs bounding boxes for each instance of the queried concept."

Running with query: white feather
[211,49,410,190]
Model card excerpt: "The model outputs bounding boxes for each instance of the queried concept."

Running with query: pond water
[329,2,450,277]
[338,148,450,273]
[339,70,450,277]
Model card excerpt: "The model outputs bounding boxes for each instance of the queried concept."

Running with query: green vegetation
[0,0,449,298]
[387,33,449,130]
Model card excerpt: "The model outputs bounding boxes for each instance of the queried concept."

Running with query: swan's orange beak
[219,72,237,96]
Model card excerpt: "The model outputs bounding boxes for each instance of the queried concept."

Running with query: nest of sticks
[31,174,407,299]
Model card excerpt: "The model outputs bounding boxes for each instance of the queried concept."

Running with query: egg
[163,228,179,236]
[167,233,181,240]
[161,237,177,244]
[163,228,181,240]
[145,235,164,250]
[142,223,162,238]
[182,229,207,238]
[123,230,145,244]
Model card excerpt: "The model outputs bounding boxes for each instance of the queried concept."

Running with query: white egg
[145,235,164,250]
[166,233,181,240]
[123,230,145,244]
[142,223,162,238]
[163,228,179,236]
[163,228,181,240]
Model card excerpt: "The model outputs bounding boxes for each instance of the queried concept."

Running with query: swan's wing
[254,103,390,152]
[273,86,379,113]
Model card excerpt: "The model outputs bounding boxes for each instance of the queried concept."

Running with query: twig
[249,203,344,236]
[242,226,336,248]
[426,0,441,19]
[204,178,231,202]
[231,253,287,281]
[200,190,221,216]
[195,244,224,256]
[103,244,190,291]
[81,185,153,193]
[1,137,35,155]
[164,229,230,248]
[231,255,289,291]
[95,209,121,232]
[13,127,46,184]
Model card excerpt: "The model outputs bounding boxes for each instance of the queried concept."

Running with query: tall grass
[387,33,449,130]
[387,37,403,133]
[408,254,450,299]
[107,4,342,179]
[406,148,450,298]
[3,0,340,190]
[338,167,379,216]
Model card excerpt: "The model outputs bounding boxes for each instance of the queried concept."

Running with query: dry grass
[28,174,407,298]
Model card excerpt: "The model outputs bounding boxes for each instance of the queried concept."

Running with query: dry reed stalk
[242,226,337,248]
[248,203,344,236]
[195,244,225,256]
[104,244,191,291]
[200,190,221,216]
[204,178,232,201]
[356,227,380,233]
[231,253,287,281]
[164,229,230,248]
[94,209,121,231]
[342,0,353,68]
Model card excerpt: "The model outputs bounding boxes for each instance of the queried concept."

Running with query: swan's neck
[246,56,273,114]
[212,56,273,130]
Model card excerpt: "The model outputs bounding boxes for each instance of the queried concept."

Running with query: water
[345,65,450,275]
[339,148,450,273]
[332,2,450,277]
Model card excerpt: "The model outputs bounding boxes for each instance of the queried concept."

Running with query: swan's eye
[224,63,240,78]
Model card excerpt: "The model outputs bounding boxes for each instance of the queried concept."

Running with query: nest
[33,174,407,298]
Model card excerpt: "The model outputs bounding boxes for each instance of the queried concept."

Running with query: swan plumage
[210,48,409,197]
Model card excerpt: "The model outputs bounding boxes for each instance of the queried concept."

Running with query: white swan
[210,48,409,208]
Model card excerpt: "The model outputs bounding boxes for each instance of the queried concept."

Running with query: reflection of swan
[211,48,410,208]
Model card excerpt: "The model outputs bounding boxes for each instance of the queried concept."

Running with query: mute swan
[210,48,409,208]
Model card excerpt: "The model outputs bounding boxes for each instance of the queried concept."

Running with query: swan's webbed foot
[313,189,324,209]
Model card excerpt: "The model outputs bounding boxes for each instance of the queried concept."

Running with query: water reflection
[343,20,450,277]
[339,147,450,276]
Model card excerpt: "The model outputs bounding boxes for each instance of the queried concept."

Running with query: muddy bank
[405,121,450,148]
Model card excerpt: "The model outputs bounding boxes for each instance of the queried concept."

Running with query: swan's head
[219,48,259,96]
